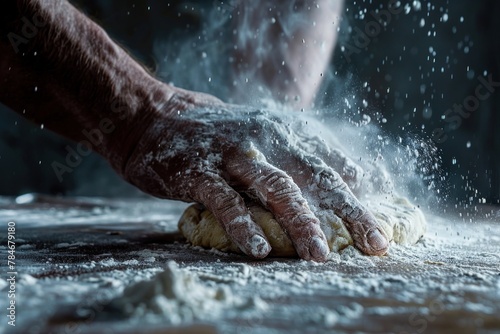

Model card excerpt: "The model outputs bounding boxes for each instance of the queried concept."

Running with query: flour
[2,196,499,334]
[179,194,426,257]
[172,107,429,257]
[55,242,90,248]
[107,261,263,325]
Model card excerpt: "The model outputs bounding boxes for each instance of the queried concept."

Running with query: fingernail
[248,235,271,259]
[309,236,330,261]
[367,229,389,254]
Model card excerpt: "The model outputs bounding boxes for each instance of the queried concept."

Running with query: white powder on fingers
[178,194,426,256]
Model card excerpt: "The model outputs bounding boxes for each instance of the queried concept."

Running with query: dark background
[1,0,499,205]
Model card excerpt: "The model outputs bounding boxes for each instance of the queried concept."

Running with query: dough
[178,196,426,257]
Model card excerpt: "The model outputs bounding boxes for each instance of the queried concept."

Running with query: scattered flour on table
[107,261,267,325]
[2,198,499,333]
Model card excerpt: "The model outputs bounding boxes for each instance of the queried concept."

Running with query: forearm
[233,0,343,108]
[0,0,174,172]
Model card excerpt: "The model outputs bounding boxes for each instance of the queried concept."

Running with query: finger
[226,157,330,262]
[298,136,393,195]
[294,134,364,191]
[320,148,364,191]
[311,167,389,256]
[189,172,271,259]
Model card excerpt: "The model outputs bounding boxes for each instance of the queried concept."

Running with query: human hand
[120,87,389,261]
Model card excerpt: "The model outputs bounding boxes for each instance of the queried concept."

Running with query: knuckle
[264,171,302,201]
[342,159,363,183]
[328,192,367,221]
[188,173,214,200]
[317,170,347,191]
[265,170,293,187]
[212,190,243,216]
[338,201,356,216]
[319,188,349,209]
[292,213,318,229]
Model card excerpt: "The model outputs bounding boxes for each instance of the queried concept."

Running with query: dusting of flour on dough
[178,194,426,256]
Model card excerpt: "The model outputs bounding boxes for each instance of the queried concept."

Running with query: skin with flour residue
[124,88,389,259]
[0,0,387,261]
[179,192,426,257]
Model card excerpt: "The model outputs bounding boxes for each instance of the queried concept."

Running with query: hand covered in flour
[122,87,389,261]
[0,0,385,261]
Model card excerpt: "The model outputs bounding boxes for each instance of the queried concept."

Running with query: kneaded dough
[178,196,426,257]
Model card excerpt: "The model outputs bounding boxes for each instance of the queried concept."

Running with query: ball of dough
[178,196,426,257]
